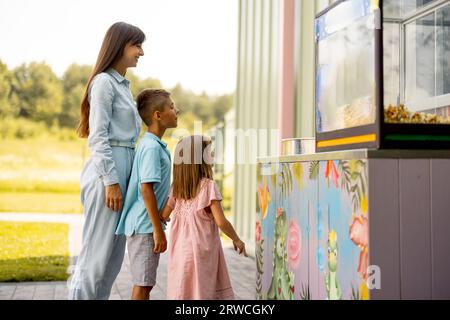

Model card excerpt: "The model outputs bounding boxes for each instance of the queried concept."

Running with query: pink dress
[166,178,235,300]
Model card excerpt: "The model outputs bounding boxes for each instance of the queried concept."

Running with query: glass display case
[315,0,450,152]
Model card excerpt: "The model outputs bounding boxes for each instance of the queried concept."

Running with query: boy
[116,89,179,300]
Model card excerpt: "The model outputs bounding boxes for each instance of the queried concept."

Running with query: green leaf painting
[292,162,304,189]
[309,161,320,180]
[279,163,293,199]
[338,160,368,213]
[256,239,265,300]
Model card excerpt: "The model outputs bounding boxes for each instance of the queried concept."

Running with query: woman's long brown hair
[172,136,214,200]
[76,22,145,138]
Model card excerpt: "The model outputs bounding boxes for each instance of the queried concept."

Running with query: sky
[0,0,238,95]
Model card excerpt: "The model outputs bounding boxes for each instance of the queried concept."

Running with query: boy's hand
[153,230,167,253]
[233,239,247,257]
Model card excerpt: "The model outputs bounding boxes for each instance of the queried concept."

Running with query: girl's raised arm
[210,200,247,256]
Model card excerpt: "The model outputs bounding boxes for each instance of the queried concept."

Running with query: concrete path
[0,213,256,300]
[0,247,256,300]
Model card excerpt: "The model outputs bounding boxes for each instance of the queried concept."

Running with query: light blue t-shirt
[116,132,171,236]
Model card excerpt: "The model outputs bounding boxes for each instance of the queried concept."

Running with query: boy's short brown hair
[136,89,171,126]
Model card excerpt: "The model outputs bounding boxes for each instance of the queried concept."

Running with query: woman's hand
[233,239,248,257]
[105,184,122,212]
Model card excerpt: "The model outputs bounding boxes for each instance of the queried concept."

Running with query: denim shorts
[126,233,160,287]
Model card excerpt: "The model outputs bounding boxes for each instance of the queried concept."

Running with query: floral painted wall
[256,159,369,300]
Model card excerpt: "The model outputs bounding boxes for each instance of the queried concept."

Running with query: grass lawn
[0,138,85,214]
[0,221,69,282]
[0,136,177,214]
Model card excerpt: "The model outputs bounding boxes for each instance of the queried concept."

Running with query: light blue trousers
[68,147,134,300]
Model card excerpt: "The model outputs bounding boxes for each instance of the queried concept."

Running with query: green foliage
[0,60,16,117]
[300,284,311,300]
[279,163,293,198]
[127,70,162,97]
[256,238,265,300]
[0,62,233,134]
[60,63,91,127]
[267,209,295,300]
[351,168,367,213]
[0,117,78,140]
[11,62,63,125]
[309,161,320,180]
[338,160,352,193]
[338,160,368,213]
[169,83,233,129]
[0,117,48,139]
[351,285,361,300]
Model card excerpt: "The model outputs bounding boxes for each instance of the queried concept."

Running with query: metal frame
[315,0,382,151]
[401,0,450,112]
[258,148,450,164]
[314,0,450,152]
[402,0,450,24]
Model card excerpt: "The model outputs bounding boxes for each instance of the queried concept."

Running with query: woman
[68,22,145,300]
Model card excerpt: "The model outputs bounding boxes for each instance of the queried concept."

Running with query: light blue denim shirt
[87,68,141,186]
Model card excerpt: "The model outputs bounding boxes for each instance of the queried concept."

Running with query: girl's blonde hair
[172,135,214,200]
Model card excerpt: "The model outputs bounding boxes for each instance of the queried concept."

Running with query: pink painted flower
[349,215,369,280]
[287,220,301,269]
[255,221,261,242]
[349,216,369,248]
[358,250,369,281]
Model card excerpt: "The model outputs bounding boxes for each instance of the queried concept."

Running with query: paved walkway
[0,213,256,300]
[0,247,255,300]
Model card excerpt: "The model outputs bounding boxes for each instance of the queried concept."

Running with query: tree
[2,61,234,133]
[175,110,198,132]
[211,94,233,121]
[0,60,16,118]
[11,62,63,125]
[126,70,161,97]
[167,83,233,129]
[60,64,91,127]
[192,91,212,123]
[170,83,191,111]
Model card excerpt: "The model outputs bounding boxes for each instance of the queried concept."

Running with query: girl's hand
[105,184,122,212]
[159,213,171,223]
[159,214,169,227]
[233,239,248,257]
[159,203,173,224]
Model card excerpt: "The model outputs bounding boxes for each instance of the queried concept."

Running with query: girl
[68,22,145,300]
[160,135,247,300]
